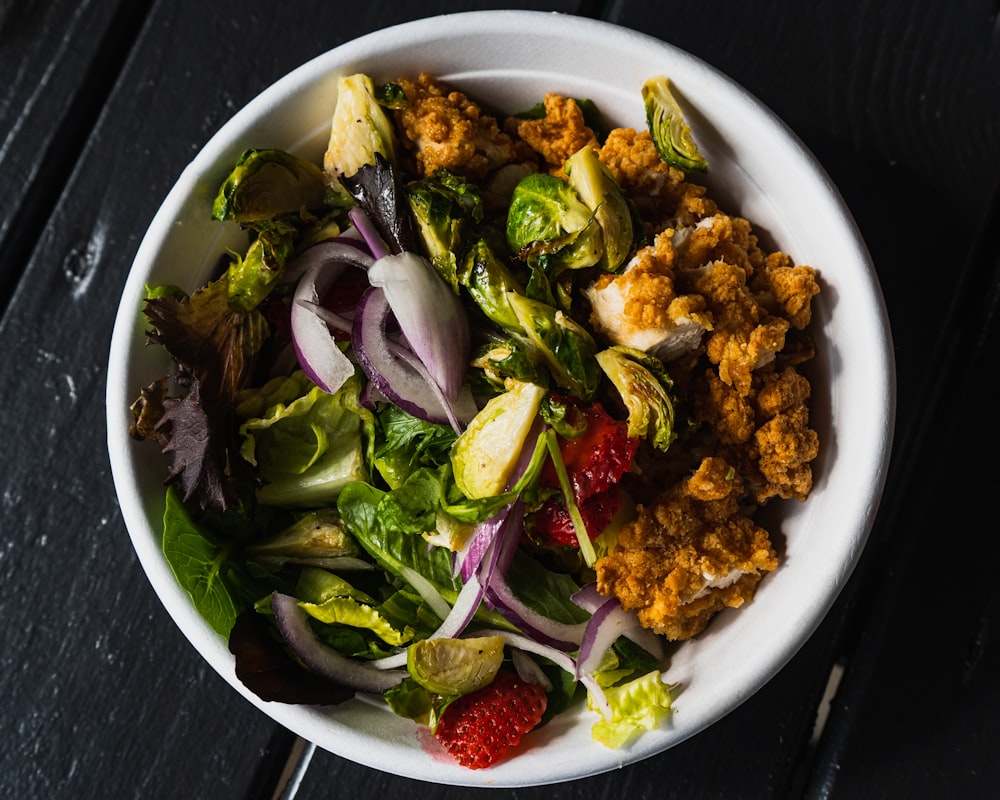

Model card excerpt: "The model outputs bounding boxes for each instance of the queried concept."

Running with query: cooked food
[129,69,821,769]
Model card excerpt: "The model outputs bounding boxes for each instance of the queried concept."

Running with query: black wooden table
[2,2,998,798]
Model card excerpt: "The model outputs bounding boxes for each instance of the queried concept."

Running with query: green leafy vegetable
[589,670,673,748]
[238,371,371,507]
[642,75,708,172]
[212,148,328,223]
[136,274,269,511]
[161,486,248,636]
[596,346,678,452]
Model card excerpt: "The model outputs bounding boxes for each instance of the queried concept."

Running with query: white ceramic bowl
[106,10,895,788]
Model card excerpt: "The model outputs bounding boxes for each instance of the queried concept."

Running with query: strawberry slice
[534,400,638,547]
[433,669,547,769]
[540,400,638,500]
[533,487,622,546]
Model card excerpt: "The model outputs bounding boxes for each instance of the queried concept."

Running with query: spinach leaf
[161,486,253,636]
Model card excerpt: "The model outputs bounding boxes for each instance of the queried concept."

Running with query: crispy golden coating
[393,73,528,180]
[503,93,600,173]
[693,365,819,502]
[585,230,713,361]
[597,127,717,233]
[596,457,778,640]
[751,252,821,330]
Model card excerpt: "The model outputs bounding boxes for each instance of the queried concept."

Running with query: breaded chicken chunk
[751,251,821,330]
[504,93,600,173]
[585,230,714,361]
[393,73,528,180]
[597,127,717,233]
[595,457,778,640]
[693,365,819,502]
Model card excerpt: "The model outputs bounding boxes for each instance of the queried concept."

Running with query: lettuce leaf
[239,371,370,506]
[589,670,673,749]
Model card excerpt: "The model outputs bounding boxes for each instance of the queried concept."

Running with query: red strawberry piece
[433,669,548,769]
[532,487,622,547]
[540,401,638,501]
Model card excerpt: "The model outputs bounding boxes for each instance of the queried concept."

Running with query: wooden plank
[0,0,145,313]
[804,184,1000,797]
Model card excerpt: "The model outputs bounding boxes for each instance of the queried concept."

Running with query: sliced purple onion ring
[348,207,390,259]
[575,597,640,678]
[573,583,666,661]
[367,251,470,401]
[470,501,588,650]
[270,592,406,693]
[283,236,373,285]
[352,286,476,432]
[288,241,374,394]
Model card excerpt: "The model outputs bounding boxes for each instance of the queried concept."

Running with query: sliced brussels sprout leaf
[225,218,298,313]
[373,80,408,109]
[458,238,526,331]
[451,378,547,499]
[642,75,708,173]
[563,146,635,271]
[507,292,601,401]
[596,345,678,452]
[470,339,548,391]
[406,169,485,291]
[506,173,603,272]
[324,73,398,179]
[406,636,505,696]
[212,148,328,223]
[245,508,360,561]
[539,393,588,440]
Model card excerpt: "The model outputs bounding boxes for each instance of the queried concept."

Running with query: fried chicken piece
[751,366,819,502]
[679,259,789,395]
[504,93,600,173]
[673,213,765,277]
[751,251,821,330]
[584,229,713,361]
[693,365,819,503]
[393,73,527,180]
[597,127,717,233]
[595,457,778,640]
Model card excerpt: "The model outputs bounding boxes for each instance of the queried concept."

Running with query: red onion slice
[352,286,476,431]
[367,251,470,401]
[284,237,373,284]
[471,501,588,650]
[573,583,666,661]
[575,597,639,678]
[288,241,374,394]
[270,592,407,693]
[349,206,390,259]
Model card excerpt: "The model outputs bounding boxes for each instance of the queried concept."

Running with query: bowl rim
[106,9,896,788]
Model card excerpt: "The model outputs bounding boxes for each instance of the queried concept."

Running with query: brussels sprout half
[324,73,398,179]
[563,145,635,271]
[212,148,328,223]
[642,75,709,173]
[506,172,603,272]
[596,345,678,452]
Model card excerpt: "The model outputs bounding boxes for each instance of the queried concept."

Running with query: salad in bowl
[107,11,892,788]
